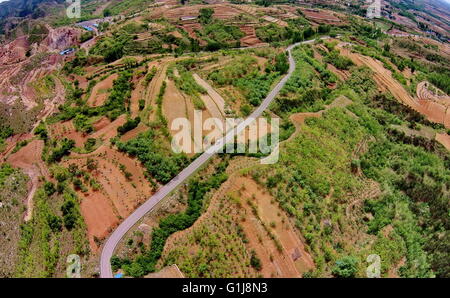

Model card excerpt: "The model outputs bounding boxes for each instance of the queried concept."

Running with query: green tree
[199,8,214,25]
[44,181,56,196]
[332,256,359,278]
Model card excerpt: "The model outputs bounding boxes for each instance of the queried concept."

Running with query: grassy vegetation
[111,158,229,277]
[161,193,257,277]
[172,63,207,110]
[256,46,449,277]
[197,17,244,50]
[428,72,450,95]
[0,164,28,277]
[0,125,14,152]
[54,69,134,126]
[15,181,88,277]
[116,129,189,185]
[207,54,282,106]
[103,0,154,16]
[273,45,336,116]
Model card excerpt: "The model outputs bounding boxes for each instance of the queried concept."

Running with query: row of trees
[117,117,141,135]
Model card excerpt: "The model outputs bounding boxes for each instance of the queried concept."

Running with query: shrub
[84,138,96,151]
[117,117,141,135]
[250,250,262,271]
[332,256,359,278]
[49,138,75,163]
[138,99,145,110]
[44,181,56,196]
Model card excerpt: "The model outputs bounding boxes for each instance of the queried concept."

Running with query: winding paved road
[100,38,325,278]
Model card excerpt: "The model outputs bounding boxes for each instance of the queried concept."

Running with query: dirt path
[339,45,450,128]
[6,139,49,221]
[193,73,226,117]
[144,59,174,122]
[288,96,353,142]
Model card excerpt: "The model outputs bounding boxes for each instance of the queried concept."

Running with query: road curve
[100,38,324,278]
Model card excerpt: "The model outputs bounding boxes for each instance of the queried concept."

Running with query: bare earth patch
[64,145,153,251]
[87,73,118,107]
[7,139,50,221]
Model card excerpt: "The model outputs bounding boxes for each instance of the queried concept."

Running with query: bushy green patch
[428,72,450,95]
[208,56,258,86]
[173,66,206,110]
[200,21,244,50]
[0,125,14,152]
[90,34,132,63]
[208,54,281,106]
[273,45,336,115]
[361,139,449,277]
[0,163,15,185]
[256,23,290,43]
[54,70,133,127]
[73,114,93,133]
[79,31,93,43]
[116,129,189,184]
[332,256,358,278]
[117,117,141,135]
[48,138,75,163]
[324,50,354,70]
[15,184,88,277]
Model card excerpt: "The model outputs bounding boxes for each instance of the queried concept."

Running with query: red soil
[64,145,153,251]
[339,46,450,128]
[92,117,112,131]
[80,192,119,250]
[129,74,146,117]
[120,123,148,142]
[49,120,86,147]
[0,36,29,65]
[234,176,315,277]
[239,25,265,47]
[7,138,50,221]
[91,114,126,140]
[436,133,450,151]
[87,73,118,107]
[179,22,205,45]
[300,8,342,25]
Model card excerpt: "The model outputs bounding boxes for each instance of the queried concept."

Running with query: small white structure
[180,16,197,21]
